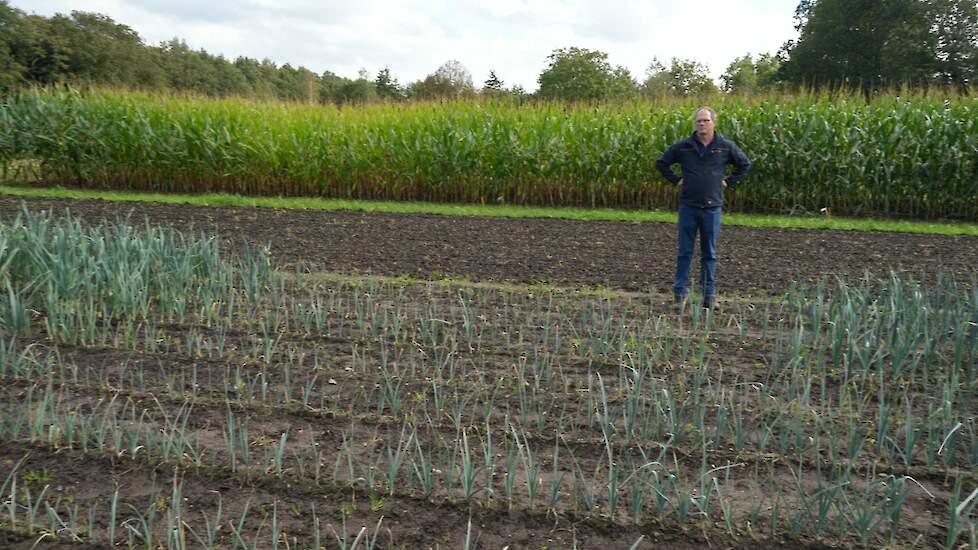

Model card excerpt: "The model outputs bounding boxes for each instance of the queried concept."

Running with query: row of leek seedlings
[169,406,301,481]
[321,408,754,530]
[742,347,978,470]
[0,335,220,403]
[1,381,963,546]
[0,460,110,545]
[0,331,351,417]
[775,451,922,545]
[9,264,976,466]
[3,462,390,550]
[948,481,978,549]
[757,281,978,465]
[8,319,975,475]
[0,210,269,325]
[403,284,647,362]
[407,315,714,430]
[786,272,978,390]
[0,385,204,466]
[577,362,708,447]
[695,452,932,545]
[0,277,32,336]
[0,383,297,482]
[0,337,64,380]
[5,310,968,540]
[160,276,702,396]
[586,330,978,472]
[549,421,742,528]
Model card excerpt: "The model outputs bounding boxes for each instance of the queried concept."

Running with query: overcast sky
[15,0,800,90]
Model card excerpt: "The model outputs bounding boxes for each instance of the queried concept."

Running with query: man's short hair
[695,107,717,123]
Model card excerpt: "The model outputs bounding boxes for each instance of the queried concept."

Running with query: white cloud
[14,0,798,90]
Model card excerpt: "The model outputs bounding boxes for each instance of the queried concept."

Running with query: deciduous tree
[721,53,781,93]
[642,57,717,96]
[408,59,475,100]
[779,0,978,90]
[537,47,635,101]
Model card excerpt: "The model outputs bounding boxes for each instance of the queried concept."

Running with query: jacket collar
[688,131,720,148]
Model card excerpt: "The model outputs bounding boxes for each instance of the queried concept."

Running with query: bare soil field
[0,196,974,294]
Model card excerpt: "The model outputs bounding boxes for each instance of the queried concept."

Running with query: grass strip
[1,184,976,236]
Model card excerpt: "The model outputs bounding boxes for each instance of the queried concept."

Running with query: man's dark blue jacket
[655,132,751,209]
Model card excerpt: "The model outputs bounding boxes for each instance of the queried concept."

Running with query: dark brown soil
[1,196,973,294]
[5,439,839,550]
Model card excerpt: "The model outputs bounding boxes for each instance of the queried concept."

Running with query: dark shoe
[674,294,687,312]
[703,295,716,310]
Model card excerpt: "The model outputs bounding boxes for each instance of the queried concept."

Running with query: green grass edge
[2,184,976,236]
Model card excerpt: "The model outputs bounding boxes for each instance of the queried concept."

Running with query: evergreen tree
[483,70,503,91]
[374,67,403,101]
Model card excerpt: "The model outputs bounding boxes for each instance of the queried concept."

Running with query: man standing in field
[656,107,751,310]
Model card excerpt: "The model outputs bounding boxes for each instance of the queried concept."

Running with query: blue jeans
[674,204,721,299]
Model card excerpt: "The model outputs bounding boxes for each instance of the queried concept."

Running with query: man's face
[695,110,715,136]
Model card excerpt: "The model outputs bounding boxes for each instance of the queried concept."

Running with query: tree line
[1,0,975,103]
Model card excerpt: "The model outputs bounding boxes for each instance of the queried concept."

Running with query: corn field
[1,88,977,219]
